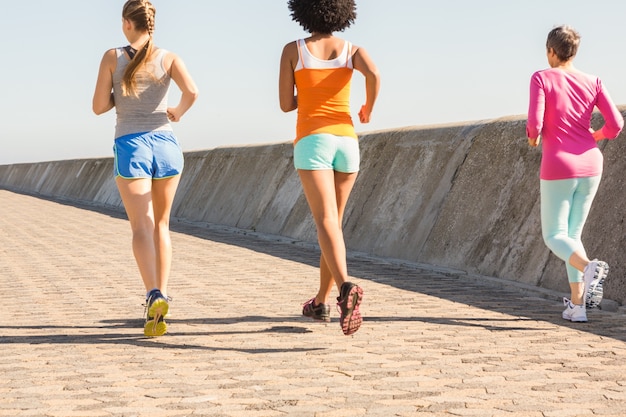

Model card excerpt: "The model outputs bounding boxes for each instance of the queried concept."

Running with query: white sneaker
[583,260,608,309]
[562,298,587,322]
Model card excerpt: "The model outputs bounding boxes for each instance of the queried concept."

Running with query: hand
[592,129,606,142]
[358,105,371,123]
[528,136,541,147]
[167,108,180,122]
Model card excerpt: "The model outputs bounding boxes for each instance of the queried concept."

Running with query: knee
[154,220,171,237]
[129,217,155,237]
[541,229,551,244]
[315,214,340,231]
[542,232,560,252]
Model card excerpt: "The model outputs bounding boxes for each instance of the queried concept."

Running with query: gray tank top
[112,47,173,138]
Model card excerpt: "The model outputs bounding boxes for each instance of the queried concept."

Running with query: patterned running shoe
[336,282,363,336]
[583,260,608,309]
[144,289,169,337]
[302,298,331,322]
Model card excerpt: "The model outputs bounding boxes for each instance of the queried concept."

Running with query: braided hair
[121,0,156,97]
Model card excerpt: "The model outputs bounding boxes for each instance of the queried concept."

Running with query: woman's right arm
[279,42,298,113]
[526,72,545,147]
[92,49,116,115]
[352,46,380,123]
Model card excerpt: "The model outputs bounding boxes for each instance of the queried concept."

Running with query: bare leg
[116,177,157,292]
[151,176,181,295]
[568,250,590,274]
[568,251,591,305]
[298,169,358,301]
[116,175,180,295]
[568,282,585,305]
[316,254,334,304]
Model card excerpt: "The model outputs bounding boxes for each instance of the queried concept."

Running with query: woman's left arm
[593,80,624,141]
[166,53,199,122]
[352,46,380,123]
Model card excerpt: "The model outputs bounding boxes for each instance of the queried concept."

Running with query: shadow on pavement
[0,318,323,352]
[12,192,626,345]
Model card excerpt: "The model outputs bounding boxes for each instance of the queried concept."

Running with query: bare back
[303,35,355,60]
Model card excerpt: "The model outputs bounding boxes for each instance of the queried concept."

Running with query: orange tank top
[293,39,357,143]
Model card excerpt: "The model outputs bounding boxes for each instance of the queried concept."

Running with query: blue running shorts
[293,133,360,173]
[113,131,184,179]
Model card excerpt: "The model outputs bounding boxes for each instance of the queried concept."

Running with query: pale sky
[2,1,626,165]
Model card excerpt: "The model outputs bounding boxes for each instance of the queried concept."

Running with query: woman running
[92,0,198,336]
[279,0,380,335]
[527,25,623,322]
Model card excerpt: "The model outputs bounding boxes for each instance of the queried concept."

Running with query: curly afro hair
[288,0,357,34]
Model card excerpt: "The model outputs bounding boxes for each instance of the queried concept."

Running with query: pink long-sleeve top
[526,68,623,180]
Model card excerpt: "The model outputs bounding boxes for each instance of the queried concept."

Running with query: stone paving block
[2,190,626,416]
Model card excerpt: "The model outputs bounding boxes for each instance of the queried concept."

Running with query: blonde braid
[121,0,157,97]
[145,1,155,37]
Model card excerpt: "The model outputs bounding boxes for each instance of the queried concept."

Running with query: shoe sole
[148,297,169,319]
[144,318,167,337]
[585,262,608,309]
[144,297,169,337]
[340,285,363,336]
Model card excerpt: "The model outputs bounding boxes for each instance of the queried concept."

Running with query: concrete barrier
[2,109,625,305]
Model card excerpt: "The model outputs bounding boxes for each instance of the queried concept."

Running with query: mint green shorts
[293,133,360,173]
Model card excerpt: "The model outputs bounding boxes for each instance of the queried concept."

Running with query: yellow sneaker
[144,316,167,337]
[144,289,169,337]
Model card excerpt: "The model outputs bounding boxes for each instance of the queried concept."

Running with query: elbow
[190,88,199,103]
[605,116,624,139]
[92,104,106,115]
[367,68,381,84]
[183,88,199,106]
[92,94,113,115]
[279,97,297,113]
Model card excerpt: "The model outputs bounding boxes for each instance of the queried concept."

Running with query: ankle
[314,297,328,306]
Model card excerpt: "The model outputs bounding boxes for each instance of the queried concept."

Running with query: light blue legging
[540,176,601,283]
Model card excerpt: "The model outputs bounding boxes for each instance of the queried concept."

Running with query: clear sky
[2,0,626,165]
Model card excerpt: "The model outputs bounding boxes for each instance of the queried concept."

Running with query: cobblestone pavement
[2,189,626,417]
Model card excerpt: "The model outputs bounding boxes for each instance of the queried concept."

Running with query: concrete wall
[2,110,626,304]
